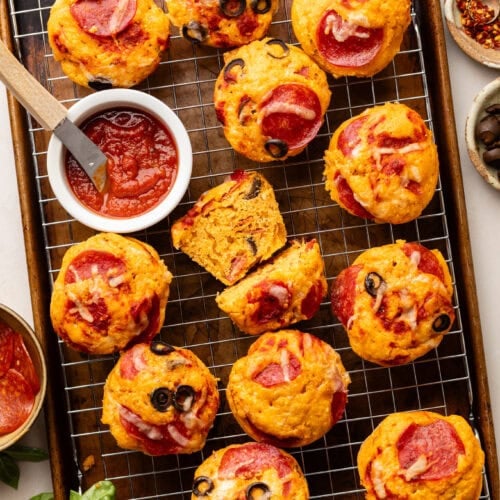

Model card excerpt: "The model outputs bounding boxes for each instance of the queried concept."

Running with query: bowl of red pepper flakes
[0,304,47,451]
[444,0,500,68]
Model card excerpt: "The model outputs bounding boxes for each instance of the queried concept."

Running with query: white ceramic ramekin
[47,89,192,233]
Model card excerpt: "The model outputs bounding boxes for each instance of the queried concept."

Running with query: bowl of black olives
[466,77,500,190]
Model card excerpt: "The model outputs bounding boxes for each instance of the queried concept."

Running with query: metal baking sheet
[1,0,498,498]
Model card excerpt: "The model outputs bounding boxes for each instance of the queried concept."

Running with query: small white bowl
[47,89,192,233]
[465,77,500,190]
[444,0,500,69]
[0,304,47,451]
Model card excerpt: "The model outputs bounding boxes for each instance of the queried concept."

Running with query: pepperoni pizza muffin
[331,240,455,366]
[213,38,331,162]
[171,170,287,286]
[191,442,309,499]
[47,0,170,89]
[216,239,327,335]
[324,102,439,224]
[291,0,411,78]
[102,340,219,455]
[227,330,350,448]
[357,411,485,499]
[50,232,172,354]
[166,0,279,49]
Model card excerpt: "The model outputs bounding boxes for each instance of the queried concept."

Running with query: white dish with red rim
[0,304,47,451]
[444,0,500,69]
[47,88,193,233]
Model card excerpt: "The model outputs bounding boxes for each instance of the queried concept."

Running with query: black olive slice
[432,314,451,333]
[192,476,214,497]
[244,176,262,199]
[246,482,271,499]
[219,0,246,17]
[150,387,173,412]
[265,138,288,158]
[88,78,113,91]
[150,340,175,355]
[364,272,385,297]
[265,38,289,59]
[251,0,272,14]
[246,237,257,255]
[173,385,196,412]
[182,21,208,43]
[224,58,245,82]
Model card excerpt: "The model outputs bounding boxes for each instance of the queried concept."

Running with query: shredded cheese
[324,13,370,42]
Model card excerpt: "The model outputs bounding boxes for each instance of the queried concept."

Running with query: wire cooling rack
[4,0,494,498]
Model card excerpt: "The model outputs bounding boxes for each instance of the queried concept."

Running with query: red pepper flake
[456,0,500,49]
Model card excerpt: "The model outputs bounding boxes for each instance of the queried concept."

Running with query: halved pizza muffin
[48,0,170,88]
[214,37,331,162]
[291,0,411,78]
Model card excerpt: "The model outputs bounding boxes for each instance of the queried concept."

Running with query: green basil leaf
[30,493,55,500]
[0,453,20,489]
[4,444,49,462]
[81,480,116,500]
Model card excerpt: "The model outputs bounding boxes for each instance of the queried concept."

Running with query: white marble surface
[1,6,499,499]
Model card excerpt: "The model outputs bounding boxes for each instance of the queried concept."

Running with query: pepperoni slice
[300,279,325,319]
[119,344,147,380]
[317,10,383,68]
[11,332,40,394]
[0,369,35,435]
[331,390,347,426]
[397,420,465,480]
[334,175,374,219]
[260,84,322,150]
[0,323,15,378]
[331,264,362,326]
[70,0,137,37]
[402,243,445,283]
[65,250,127,285]
[219,442,292,479]
[249,280,291,325]
[338,116,367,157]
[252,352,301,387]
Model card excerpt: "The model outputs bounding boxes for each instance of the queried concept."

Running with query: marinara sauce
[66,107,178,217]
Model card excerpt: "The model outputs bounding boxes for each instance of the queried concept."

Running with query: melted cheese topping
[324,13,369,42]
[401,454,434,481]
[261,101,317,121]
[119,406,163,440]
[371,459,387,499]
[373,143,424,171]
[281,348,291,382]
[372,282,388,313]
[167,424,190,447]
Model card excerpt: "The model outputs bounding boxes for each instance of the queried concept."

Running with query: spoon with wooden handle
[0,40,107,192]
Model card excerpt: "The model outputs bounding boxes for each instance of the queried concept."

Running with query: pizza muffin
[216,239,327,335]
[50,232,172,354]
[47,0,170,89]
[102,340,219,455]
[324,102,439,224]
[214,38,331,162]
[357,411,485,499]
[166,0,279,49]
[191,442,309,499]
[171,170,287,286]
[227,330,350,448]
[291,0,411,78]
[331,240,455,366]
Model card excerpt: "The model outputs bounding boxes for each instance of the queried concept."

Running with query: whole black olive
[265,38,289,59]
[192,476,214,497]
[173,385,196,412]
[432,313,451,333]
[485,103,500,114]
[150,387,173,412]
[483,147,500,169]
[476,114,500,146]
[246,482,271,499]
[182,21,208,43]
[251,0,272,14]
[244,176,262,199]
[150,340,175,355]
[219,0,246,17]
[88,78,113,91]
[264,138,288,158]
[224,58,245,82]
[364,272,385,297]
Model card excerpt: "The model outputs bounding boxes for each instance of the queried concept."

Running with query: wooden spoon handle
[0,39,67,131]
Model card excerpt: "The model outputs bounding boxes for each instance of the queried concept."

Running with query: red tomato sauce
[66,107,178,217]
